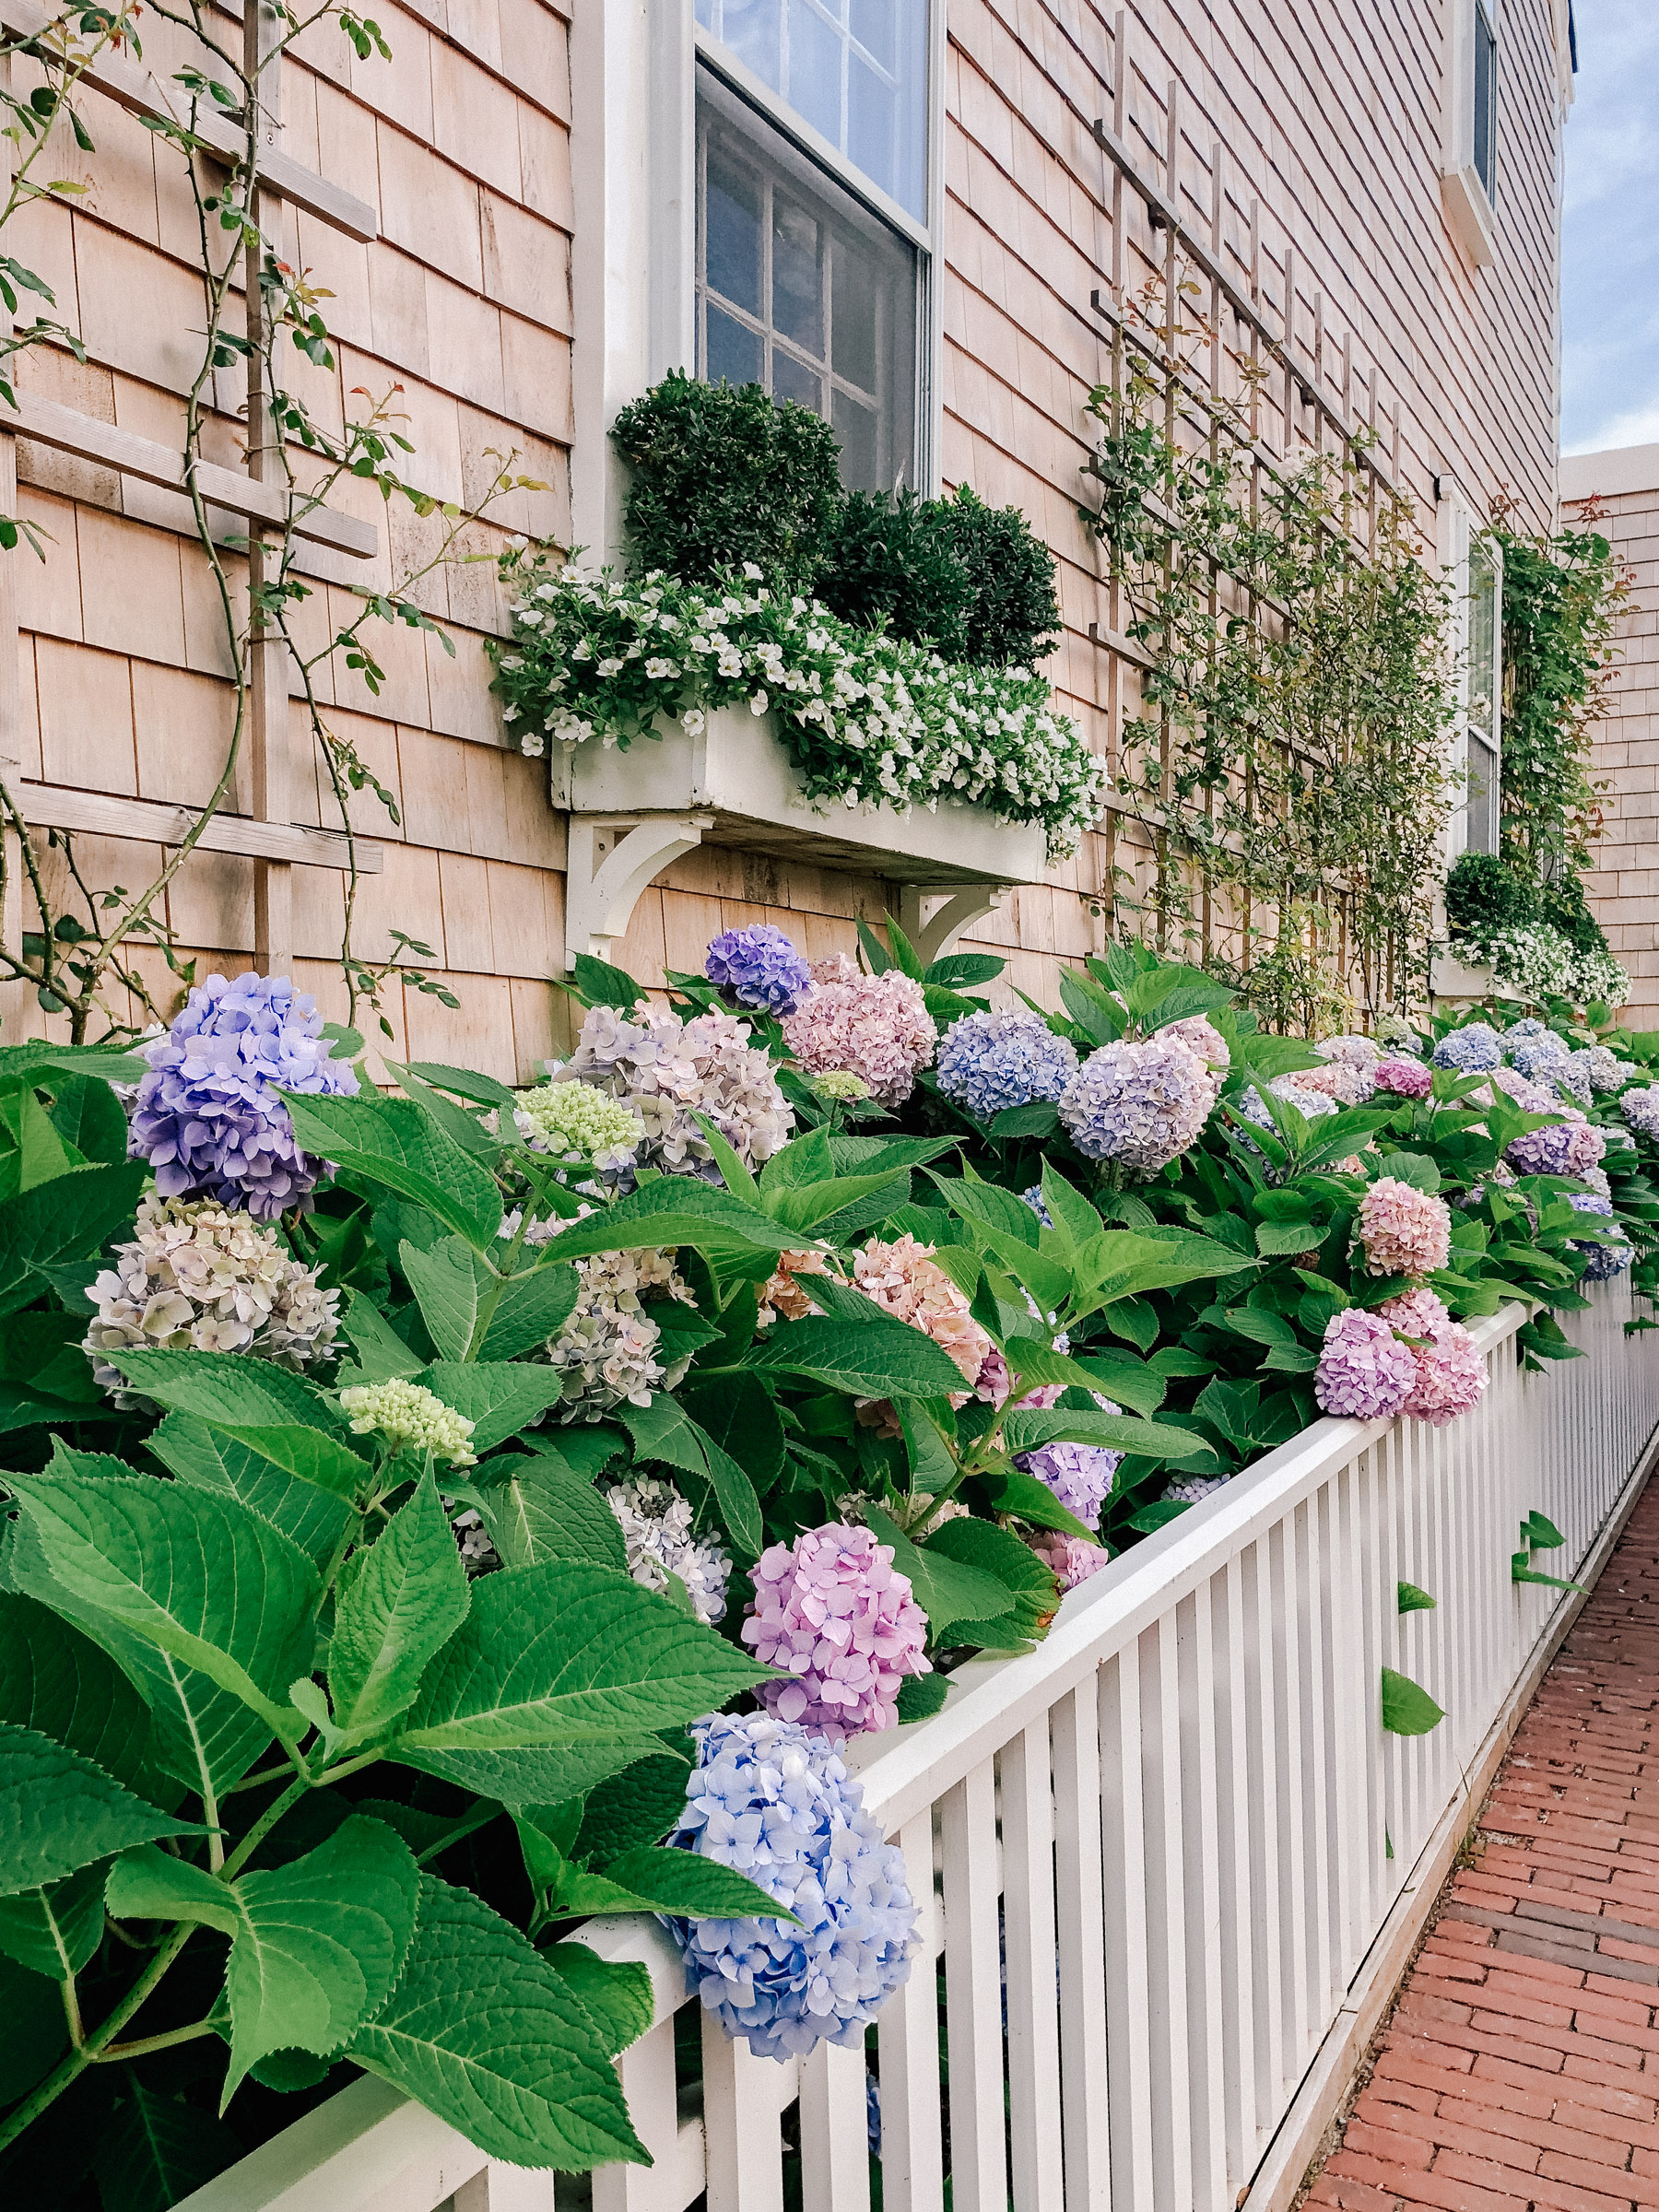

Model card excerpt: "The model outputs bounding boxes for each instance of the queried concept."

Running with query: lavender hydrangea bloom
[705,924,814,1018]
[1019,1183,1053,1228]
[665,1712,919,2062]
[127,972,358,1218]
[1501,1018,1551,1049]
[1568,1191,1632,1281]
[1504,1112,1605,1179]
[1620,1088,1659,1142]
[1016,1403,1124,1532]
[742,1524,930,1735]
[935,1010,1078,1121]
[1430,1023,1502,1074]
[1058,1035,1217,1174]
[1506,1035,1571,1088]
[1313,1308,1418,1421]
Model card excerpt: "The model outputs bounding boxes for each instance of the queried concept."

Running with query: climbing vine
[1081,314,1456,1034]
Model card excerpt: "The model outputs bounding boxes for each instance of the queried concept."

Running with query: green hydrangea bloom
[339,1379,477,1467]
[512,1079,643,1164]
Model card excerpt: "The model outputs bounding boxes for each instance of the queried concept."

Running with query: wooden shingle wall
[1564,447,1659,1024]
[0,0,1570,1071]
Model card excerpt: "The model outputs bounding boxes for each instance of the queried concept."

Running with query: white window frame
[1442,0,1500,268]
[1436,478,1504,867]
[569,0,945,565]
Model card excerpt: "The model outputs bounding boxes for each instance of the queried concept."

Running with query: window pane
[830,230,877,391]
[1467,541,1498,742]
[706,303,764,389]
[721,0,782,90]
[1473,3,1496,196]
[783,0,842,147]
[706,153,763,316]
[1466,736,1500,855]
[698,69,916,490]
[705,0,928,218]
[833,387,879,488]
[773,351,823,414]
[772,193,824,356]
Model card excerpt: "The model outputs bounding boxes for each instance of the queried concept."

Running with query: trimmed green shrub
[815,486,974,658]
[927,484,1062,667]
[1444,852,1535,944]
[609,372,842,589]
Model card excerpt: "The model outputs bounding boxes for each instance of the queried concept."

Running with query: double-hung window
[1472,1,1498,199]
[1442,0,1499,265]
[691,2,935,492]
[1464,538,1501,855]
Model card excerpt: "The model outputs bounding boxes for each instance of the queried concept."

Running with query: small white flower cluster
[340,1379,477,1467]
[489,560,1109,862]
[1451,922,1630,1011]
[84,1194,340,1406]
[606,1476,732,1622]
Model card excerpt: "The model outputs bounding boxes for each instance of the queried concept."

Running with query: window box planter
[1430,948,1496,1002]
[552,704,1052,972]
[173,1281,1659,2212]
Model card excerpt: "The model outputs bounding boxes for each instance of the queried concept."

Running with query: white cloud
[1565,403,1659,457]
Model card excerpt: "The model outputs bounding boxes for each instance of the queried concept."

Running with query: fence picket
[1052,1673,1112,2211]
[1002,1719,1065,2212]
[940,1760,1008,2212]
[876,1810,945,2212]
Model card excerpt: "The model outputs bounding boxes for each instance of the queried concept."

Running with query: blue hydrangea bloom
[1621,1087,1659,1143]
[935,1010,1078,1121]
[665,1712,918,2062]
[1430,1022,1503,1074]
[127,972,358,1218]
[1506,1034,1570,1087]
[1549,1053,1595,1109]
[1501,1018,1551,1049]
[704,925,813,1018]
[1568,1191,1632,1281]
[1019,1182,1053,1228]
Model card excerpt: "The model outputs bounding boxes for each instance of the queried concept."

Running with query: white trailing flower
[606,1476,731,1622]
[84,1194,340,1406]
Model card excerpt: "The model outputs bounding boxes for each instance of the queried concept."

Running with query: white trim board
[1560,443,1659,502]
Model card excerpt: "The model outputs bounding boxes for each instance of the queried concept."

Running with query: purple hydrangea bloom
[935,1009,1079,1121]
[665,1712,919,2062]
[1431,1022,1503,1074]
[1313,1308,1418,1421]
[1058,1036,1218,1173]
[742,1523,930,1735]
[705,924,814,1018]
[1504,1114,1605,1179]
[127,973,358,1218]
[1016,1413,1124,1533]
[1620,1087,1659,1142]
[1568,1191,1632,1281]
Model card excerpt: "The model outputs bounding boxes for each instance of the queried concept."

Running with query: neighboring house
[0,0,1575,1072]
[1561,443,1659,1025]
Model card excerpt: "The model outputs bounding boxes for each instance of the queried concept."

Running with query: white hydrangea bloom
[511,1079,643,1171]
[339,1379,477,1467]
[606,1476,731,1622]
[84,1194,340,1406]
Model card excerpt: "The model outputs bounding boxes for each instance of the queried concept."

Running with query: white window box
[1430,948,1496,1001]
[1441,162,1498,268]
[552,703,1050,971]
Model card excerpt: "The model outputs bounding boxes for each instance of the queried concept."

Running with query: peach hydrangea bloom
[1357,1176,1452,1278]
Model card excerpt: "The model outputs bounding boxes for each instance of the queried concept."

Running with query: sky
[1559,0,1659,455]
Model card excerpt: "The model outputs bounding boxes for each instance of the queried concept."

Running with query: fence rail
[179,1282,1659,2212]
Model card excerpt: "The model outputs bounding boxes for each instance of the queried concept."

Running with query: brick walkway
[1302,1477,1659,2212]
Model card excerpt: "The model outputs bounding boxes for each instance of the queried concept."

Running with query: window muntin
[694,0,929,219]
[1472,0,1497,199]
[1465,538,1501,855]
[696,66,918,492]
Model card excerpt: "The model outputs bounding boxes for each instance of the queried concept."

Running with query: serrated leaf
[988,1100,1060,1139]
[414,1362,571,1453]
[1524,1510,1567,1550]
[1397,1582,1437,1614]
[897,1673,951,1722]
[0,1591,150,1783]
[544,1943,653,2059]
[330,1476,470,1738]
[979,1469,1096,1540]
[478,1260,580,1361]
[479,1461,628,1572]
[106,1841,241,1934]
[1374,1150,1441,1194]
[927,1516,1059,1639]
[223,1815,420,2100]
[348,1873,648,2169]
[865,1504,1012,1646]
[597,1842,798,1922]
[104,1347,347,1439]
[572,1751,692,1860]
[0,1159,146,1317]
[571,952,645,1010]
[6,1469,320,1747]
[1380,1666,1445,1735]
[1001,1407,1202,1458]
[1256,1218,1327,1255]
[393,1563,769,1777]
[0,1723,200,1892]
[618,1396,764,1562]
[0,1860,110,1977]
[400,1237,485,1360]
[340,1289,426,1382]
[536,1179,798,1265]
[1127,1500,1191,1533]
[147,1413,353,1571]
[279,1091,504,1252]
[748,1313,969,1399]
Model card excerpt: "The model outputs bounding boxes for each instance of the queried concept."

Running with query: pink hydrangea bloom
[1314,1308,1418,1420]
[1161,1015,1230,1073]
[1373,1055,1433,1099]
[742,1523,931,1735]
[1379,1287,1452,1340]
[851,1233,997,1405]
[1027,1528,1110,1593]
[1402,1320,1486,1427]
[1293,1062,1375,1105]
[782,955,936,1107]
[1358,1177,1453,1277]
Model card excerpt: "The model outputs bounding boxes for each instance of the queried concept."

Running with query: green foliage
[1380,1666,1445,1735]
[609,370,843,590]
[817,484,1061,668]
[1444,853,1537,945]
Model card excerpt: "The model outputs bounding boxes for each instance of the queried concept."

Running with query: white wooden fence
[180,1281,1659,2212]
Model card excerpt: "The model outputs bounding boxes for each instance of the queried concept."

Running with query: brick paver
[1301,1479,1659,2212]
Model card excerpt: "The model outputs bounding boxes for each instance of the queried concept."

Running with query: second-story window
[1465,538,1502,855]
[1472,0,1498,199]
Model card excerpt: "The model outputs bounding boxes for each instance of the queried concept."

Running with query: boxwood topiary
[927,484,1062,668]
[609,371,842,590]
[1443,852,1536,947]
